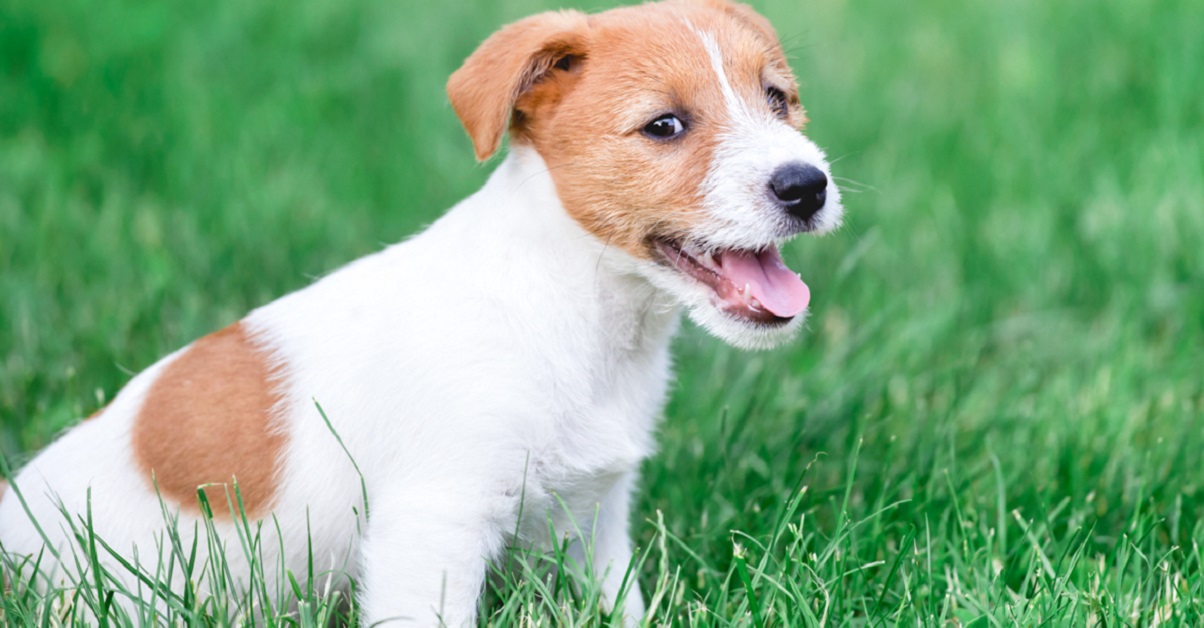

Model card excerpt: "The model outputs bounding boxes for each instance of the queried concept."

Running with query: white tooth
[702,252,715,268]
[743,283,751,298]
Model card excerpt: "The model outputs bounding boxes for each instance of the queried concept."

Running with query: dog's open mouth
[654,239,810,324]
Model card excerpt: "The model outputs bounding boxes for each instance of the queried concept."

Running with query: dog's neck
[427,146,682,357]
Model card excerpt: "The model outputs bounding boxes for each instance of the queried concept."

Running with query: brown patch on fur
[447,0,801,260]
[133,323,286,517]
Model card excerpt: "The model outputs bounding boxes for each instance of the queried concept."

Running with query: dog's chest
[533,323,671,474]
[510,299,676,537]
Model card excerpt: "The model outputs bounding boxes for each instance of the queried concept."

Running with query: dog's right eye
[643,114,686,140]
[766,86,790,119]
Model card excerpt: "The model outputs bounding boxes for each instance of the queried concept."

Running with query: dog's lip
[653,238,810,323]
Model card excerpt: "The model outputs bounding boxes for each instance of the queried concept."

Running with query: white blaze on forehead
[691,26,756,123]
[685,26,844,250]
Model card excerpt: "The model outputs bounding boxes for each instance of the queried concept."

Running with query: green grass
[2,0,1202,623]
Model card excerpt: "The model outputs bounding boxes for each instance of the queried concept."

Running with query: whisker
[832,176,878,194]
[515,160,581,190]
[593,231,616,291]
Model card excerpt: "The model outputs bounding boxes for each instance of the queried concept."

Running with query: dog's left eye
[643,114,686,140]
[766,86,790,119]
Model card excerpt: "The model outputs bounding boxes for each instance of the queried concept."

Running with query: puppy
[0,0,842,624]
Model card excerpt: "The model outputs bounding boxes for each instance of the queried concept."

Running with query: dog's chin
[685,301,806,350]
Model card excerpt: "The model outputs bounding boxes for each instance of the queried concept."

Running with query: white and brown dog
[0,0,842,624]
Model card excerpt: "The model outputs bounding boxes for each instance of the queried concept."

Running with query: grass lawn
[2,0,1202,623]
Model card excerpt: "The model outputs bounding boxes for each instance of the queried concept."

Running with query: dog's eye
[766,86,790,119]
[643,114,686,140]
[554,54,578,71]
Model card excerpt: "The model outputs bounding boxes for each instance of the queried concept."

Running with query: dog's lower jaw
[635,258,805,350]
[688,300,807,350]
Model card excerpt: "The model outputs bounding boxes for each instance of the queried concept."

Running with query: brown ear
[447,11,590,162]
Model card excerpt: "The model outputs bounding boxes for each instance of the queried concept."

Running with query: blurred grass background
[2,0,1202,622]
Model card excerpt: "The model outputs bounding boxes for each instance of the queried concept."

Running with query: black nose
[769,163,828,221]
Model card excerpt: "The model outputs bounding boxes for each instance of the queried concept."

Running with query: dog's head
[448,0,842,349]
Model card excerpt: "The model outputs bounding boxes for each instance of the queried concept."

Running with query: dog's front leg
[588,469,646,622]
[358,488,504,627]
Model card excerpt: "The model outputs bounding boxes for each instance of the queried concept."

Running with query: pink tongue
[719,247,811,317]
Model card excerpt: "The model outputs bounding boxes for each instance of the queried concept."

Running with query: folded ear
[447,11,590,162]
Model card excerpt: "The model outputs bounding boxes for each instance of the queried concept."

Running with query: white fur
[693,28,844,246]
[0,14,842,627]
[0,149,672,624]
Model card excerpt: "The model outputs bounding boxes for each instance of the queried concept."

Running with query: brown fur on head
[446,1,804,261]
